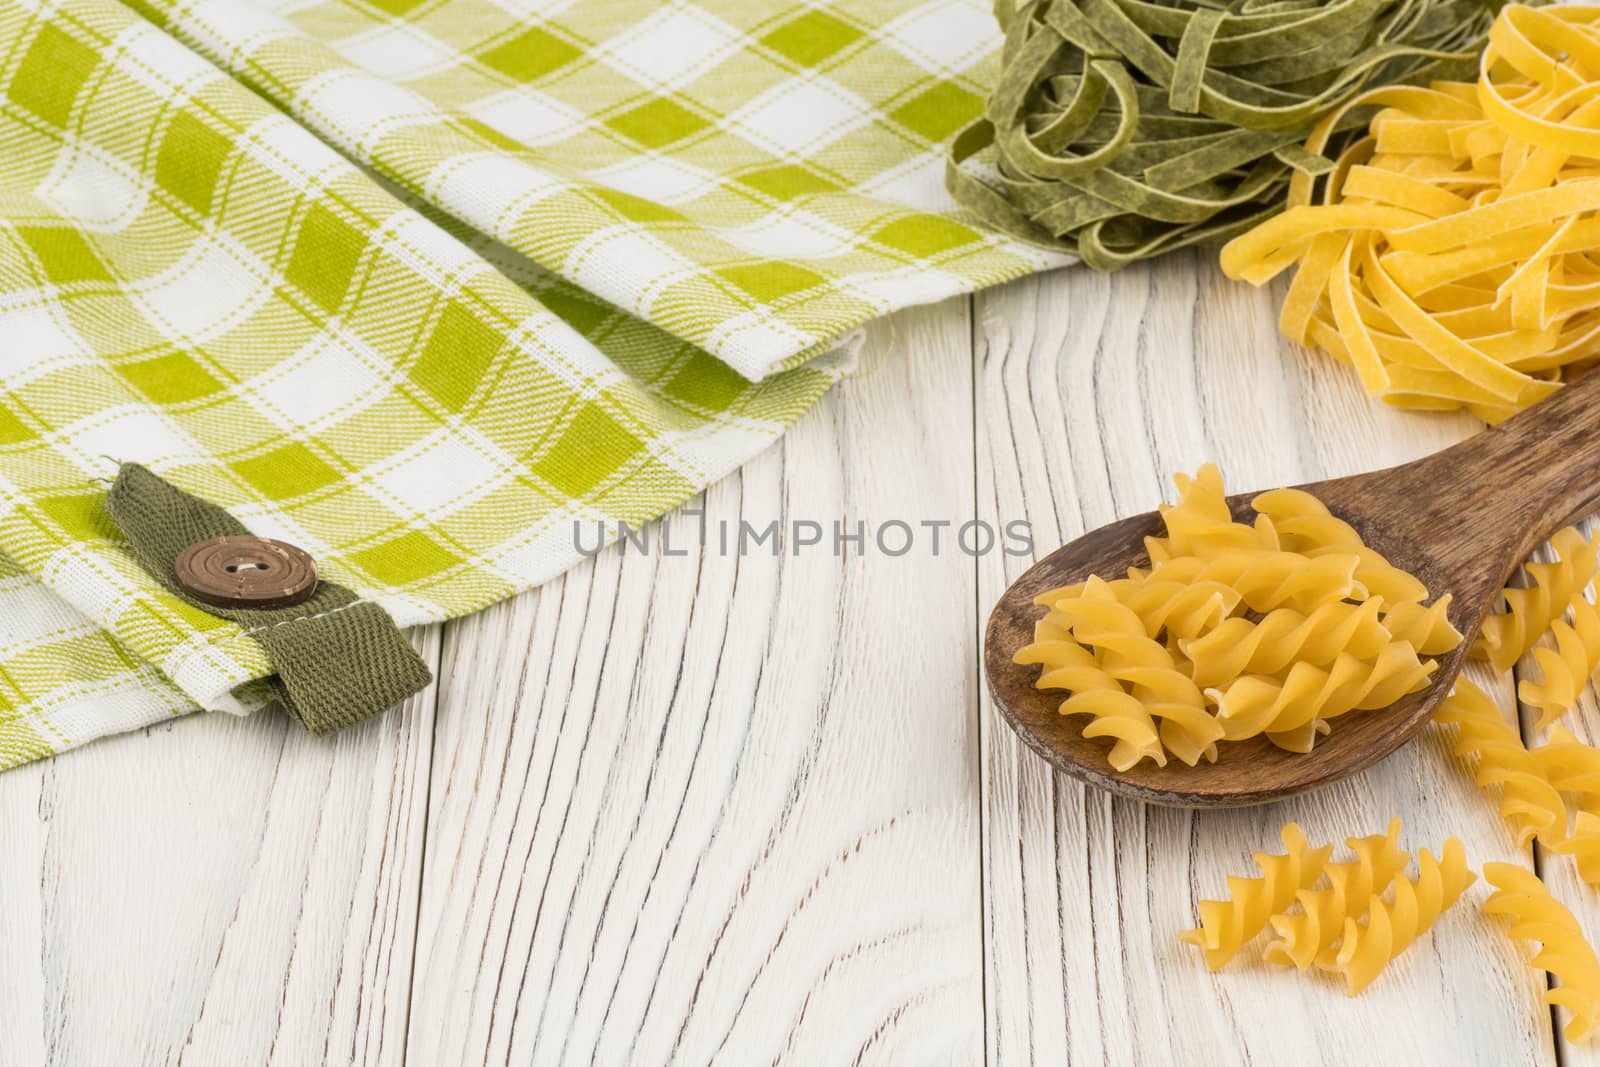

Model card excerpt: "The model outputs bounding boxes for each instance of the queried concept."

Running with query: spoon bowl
[985,368,1600,807]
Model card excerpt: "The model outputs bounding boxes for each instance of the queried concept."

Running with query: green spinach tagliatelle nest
[947,0,1514,271]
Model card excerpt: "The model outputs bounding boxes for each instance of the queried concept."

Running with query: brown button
[174,536,319,610]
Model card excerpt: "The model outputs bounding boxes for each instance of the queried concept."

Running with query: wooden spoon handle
[1485,368,1600,535]
[1376,368,1600,576]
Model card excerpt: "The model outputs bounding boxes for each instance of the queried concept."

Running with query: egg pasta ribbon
[1222,4,1600,420]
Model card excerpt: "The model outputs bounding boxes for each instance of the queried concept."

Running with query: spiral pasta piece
[1531,729,1600,887]
[1147,464,1278,564]
[1207,642,1435,751]
[1251,488,1429,605]
[1022,579,1222,767]
[1434,677,1566,848]
[1249,488,1362,552]
[1477,527,1600,672]
[1056,579,1221,765]
[1180,599,1391,690]
[1155,464,1231,550]
[1220,5,1600,420]
[1145,551,1367,616]
[1016,620,1166,773]
[1179,823,1334,972]
[1520,592,1600,728]
[1322,838,1475,995]
[1484,861,1600,1043]
[1550,807,1600,888]
[1032,583,1084,611]
[1533,726,1600,808]
[1107,577,1243,643]
[1380,596,1464,656]
[1266,818,1410,971]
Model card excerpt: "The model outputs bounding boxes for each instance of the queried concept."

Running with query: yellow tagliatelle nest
[1220,4,1600,423]
[1015,464,1460,771]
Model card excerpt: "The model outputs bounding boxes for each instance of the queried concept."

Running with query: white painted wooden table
[0,255,1588,1064]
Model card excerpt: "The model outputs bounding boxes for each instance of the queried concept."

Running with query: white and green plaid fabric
[0,0,1059,767]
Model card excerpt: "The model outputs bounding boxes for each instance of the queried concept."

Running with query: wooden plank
[406,298,984,1065]
[974,254,1555,1066]
[0,628,441,1067]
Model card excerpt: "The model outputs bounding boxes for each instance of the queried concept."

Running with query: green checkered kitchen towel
[0,0,1060,767]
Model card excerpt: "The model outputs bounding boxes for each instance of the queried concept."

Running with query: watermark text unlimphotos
[574,510,1032,558]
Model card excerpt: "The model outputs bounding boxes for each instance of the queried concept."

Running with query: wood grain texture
[0,627,440,1067]
[8,259,1600,1065]
[403,301,984,1066]
[974,253,1559,1065]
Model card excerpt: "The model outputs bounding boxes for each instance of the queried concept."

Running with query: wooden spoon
[984,367,1600,808]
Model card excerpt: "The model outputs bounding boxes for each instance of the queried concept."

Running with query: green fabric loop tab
[104,464,431,736]
[947,0,1516,271]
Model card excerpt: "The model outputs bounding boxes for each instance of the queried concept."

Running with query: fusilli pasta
[1475,528,1600,672]
[1015,465,1458,769]
[1144,552,1368,617]
[1266,818,1410,971]
[1150,465,1262,562]
[1208,644,1436,751]
[1014,632,1166,773]
[1434,678,1566,848]
[1532,727,1600,812]
[1537,728,1600,885]
[1323,838,1475,995]
[1485,862,1600,1043]
[1181,600,1391,691]
[1252,489,1429,606]
[1109,578,1243,644]
[1520,593,1600,728]
[1179,824,1334,972]
[1550,807,1600,888]
[1053,579,1220,767]
[1380,597,1464,657]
